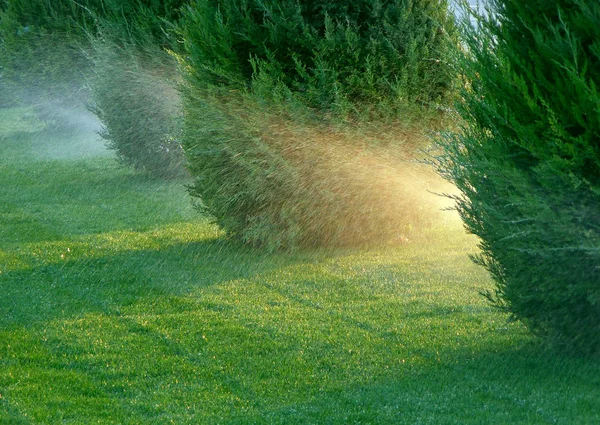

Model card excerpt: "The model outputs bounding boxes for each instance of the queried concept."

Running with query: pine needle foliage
[88,29,187,179]
[0,0,187,104]
[183,0,456,115]
[180,0,457,250]
[0,0,186,44]
[437,0,600,354]
[183,90,439,250]
[0,0,190,176]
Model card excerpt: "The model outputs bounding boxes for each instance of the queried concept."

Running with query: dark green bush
[0,0,186,45]
[184,91,441,249]
[0,1,89,105]
[183,0,456,114]
[0,0,189,176]
[181,0,457,249]
[89,31,186,179]
[0,0,187,106]
[437,0,600,353]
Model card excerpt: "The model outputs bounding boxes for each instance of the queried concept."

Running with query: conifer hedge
[1,0,189,176]
[0,0,186,104]
[437,0,600,353]
[183,0,455,113]
[88,32,186,179]
[181,0,457,249]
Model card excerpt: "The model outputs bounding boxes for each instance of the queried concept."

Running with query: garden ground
[0,107,598,424]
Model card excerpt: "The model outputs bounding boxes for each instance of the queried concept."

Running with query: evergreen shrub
[183,0,455,114]
[0,0,187,105]
[0,0,89,105]
[89,30,186,179]
[437,0,600,353]
[181,0,457,249]
[184,90,440,249]
[0,0,189,176]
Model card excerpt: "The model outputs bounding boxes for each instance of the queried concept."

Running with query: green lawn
[1,107,598,424]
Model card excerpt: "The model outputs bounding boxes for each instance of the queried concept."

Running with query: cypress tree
[438,0,600,353]
[182,0,456,113]
[180,0,458,250]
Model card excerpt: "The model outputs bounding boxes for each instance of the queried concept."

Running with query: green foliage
[184,90,441,250]
[88,31,186,179]
[183,0,456,114]
[0,0,187,105]
[181,0,457,249]
[0,1,89,104]
[437,0,600,353]
[0,0,189,177]
[0,0,187,43]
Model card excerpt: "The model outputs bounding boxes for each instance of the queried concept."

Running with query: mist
[10,92,113,162]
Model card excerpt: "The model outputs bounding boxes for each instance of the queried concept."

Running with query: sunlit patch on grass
[0,239,538,423]
[0,250,30,273]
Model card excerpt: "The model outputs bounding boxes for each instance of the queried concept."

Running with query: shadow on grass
[3,229,599,423]
[254,343,600,425]
[0,237,301,328]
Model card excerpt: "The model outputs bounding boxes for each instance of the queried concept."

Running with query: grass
[1,106,599,424]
